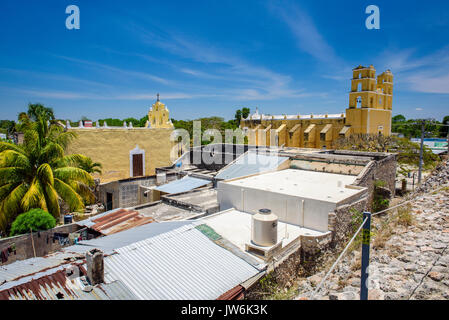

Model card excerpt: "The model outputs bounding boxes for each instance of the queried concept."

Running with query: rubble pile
[416,158,449,194]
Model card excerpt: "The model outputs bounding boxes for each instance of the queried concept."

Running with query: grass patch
[255,272,298,300]
[396,204,415,227]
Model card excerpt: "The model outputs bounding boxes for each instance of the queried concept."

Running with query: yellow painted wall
[66,128,174,183]
[244,117,347,149]
[241,65,393,148]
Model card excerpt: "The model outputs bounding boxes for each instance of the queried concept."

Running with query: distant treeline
[392,115,449,138]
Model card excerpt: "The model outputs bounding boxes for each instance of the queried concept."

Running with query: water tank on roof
[251,208,278,246]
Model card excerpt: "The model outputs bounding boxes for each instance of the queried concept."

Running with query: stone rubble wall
[295,157,449,300]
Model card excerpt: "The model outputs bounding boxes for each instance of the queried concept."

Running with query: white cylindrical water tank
[156,172,166,185]
[251,208,278,246]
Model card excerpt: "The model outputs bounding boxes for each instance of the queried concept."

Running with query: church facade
[240,65,393,149]
[65,96,174,182]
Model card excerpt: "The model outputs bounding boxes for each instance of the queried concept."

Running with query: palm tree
[27,103,55,122]
[0,116,94,232]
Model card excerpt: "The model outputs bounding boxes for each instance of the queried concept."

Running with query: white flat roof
[222,168,362,203]
[203,209,327,262]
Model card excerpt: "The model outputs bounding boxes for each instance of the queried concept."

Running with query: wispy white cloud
[1,86,220,101]
[378,46,449,94]
[132,24,311,101]
[54,55,170,85]
[267,1,340,65]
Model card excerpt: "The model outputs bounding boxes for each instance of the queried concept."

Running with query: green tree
[0,120,16,136]
[9,208,56,236]
[392,114,406,123]
[0,116,94,232]
[139,115,149,127]
[439,116,449,138]
[123,117,140,127]
[233,107,250,127]
[27,103,55,122]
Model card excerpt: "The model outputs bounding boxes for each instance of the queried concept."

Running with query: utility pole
[360,212,372,300]
[418,119,425,185]
[447,130,449,155]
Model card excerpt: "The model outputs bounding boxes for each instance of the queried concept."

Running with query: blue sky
[0,0,448,121]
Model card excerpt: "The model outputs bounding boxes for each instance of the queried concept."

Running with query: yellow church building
[66,95,175,182]
[240,65,393,149]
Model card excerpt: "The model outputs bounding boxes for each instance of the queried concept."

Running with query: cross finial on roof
[157,93,160,102]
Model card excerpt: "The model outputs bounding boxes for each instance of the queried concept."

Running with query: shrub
[396,204,415,227]
[10,209,56,236]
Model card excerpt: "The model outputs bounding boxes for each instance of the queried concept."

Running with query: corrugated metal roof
[0,221,194,286]
[103,224,260,300]
[0,264,137,300]
[154,176,211,194]
[215,152,289,180]
[62,220,194,255]
[0,251,80,284]
[76,208,155,235]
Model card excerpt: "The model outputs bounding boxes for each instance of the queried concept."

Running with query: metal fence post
[360,211,371,300]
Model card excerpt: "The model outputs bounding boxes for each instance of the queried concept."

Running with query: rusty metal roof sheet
[0,251,80,284]
[77,208,155,235]
[0,264,137,300]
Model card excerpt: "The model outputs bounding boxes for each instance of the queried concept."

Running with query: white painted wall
[217,181,337,232]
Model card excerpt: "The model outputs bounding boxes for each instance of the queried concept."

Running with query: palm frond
[55,154,91,168]
[54,167,94,187]
[40,142,64,164]
[68,181,95,205]
[21,178,48,212]
[0,141,25,154]
[0,183,19,202]
[0,183,28,231]
[0,150,31,169]
[0,167,26,185]
[44,184,61,218]
[54,178,84,212]
[53,130,77,150]
[37,163,54,187]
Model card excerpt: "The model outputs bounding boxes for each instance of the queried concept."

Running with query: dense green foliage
[0,120,16,135]
[9,208,56,236]
[392,114,449,138]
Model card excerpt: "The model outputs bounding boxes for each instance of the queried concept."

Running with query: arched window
[356,97,362,108]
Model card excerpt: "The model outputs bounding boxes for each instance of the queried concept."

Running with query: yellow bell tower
[147,94,173,128]
[346,65,393,135]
